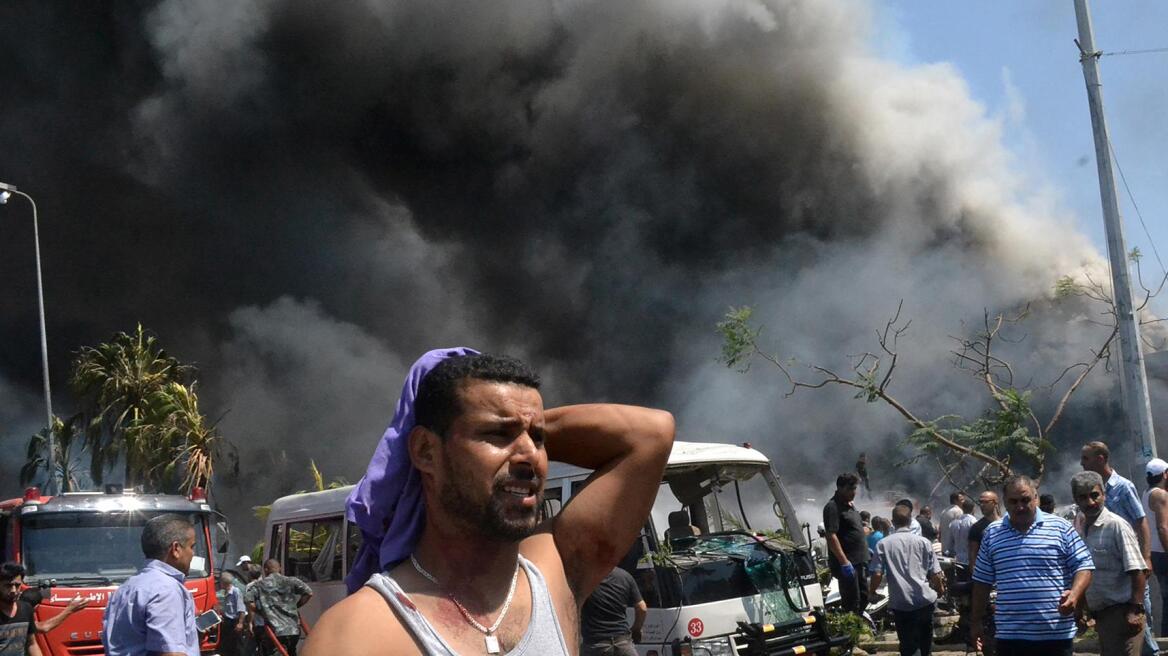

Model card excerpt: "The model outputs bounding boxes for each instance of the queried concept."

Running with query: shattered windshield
[650,463,791,542]
[22,511,211,584]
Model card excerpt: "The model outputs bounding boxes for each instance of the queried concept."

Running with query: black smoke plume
[0,0,1152,545]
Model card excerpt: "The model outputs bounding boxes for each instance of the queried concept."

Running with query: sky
[876,1,1168,301]
[0,0,1165,542]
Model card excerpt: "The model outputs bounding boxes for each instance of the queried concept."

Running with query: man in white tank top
[304,353,675,655]
[1144,458,1168,637]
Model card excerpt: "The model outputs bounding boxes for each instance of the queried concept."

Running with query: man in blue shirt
[217,572,246,656]
[971,476,1093,656]
[1082,440,1159,656]
[103,514,200,656]
[868,505,944,656]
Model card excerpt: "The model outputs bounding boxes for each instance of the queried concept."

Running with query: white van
[264,442,845,654]
[547,441,846,656]
[262,485,358,628]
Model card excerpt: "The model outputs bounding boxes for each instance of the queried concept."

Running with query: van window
[270,523,287,566]
[539,487,563,521]
[286,517,344,582]
[344,521,362,576]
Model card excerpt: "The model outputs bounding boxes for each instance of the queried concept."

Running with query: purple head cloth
[345,346,480,592]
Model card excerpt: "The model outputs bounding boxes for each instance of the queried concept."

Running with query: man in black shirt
[967,491,1000,564]
[824,472,869,614]
[918,506,938,542]
[0,561,88,656]
[580,567,647,656]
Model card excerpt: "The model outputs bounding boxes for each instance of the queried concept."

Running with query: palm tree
[70,324,190,488]
[133,381,221,496]
[21,415,86,492]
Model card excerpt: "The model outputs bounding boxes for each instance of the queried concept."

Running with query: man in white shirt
[938,492,965,546]
[946,497,977,564]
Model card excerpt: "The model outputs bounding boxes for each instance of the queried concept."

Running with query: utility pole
[1073,0,1158,460]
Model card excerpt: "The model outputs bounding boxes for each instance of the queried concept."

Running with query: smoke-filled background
[1,0,1165,546]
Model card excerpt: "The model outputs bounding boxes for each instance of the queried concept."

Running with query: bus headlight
[690,637,735,656]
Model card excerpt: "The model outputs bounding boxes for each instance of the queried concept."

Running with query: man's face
[1080,447,1107,475]
[171,528,197,576]
[955,493,966,507]
[1074,484,1106,520]
[0,576,20,604]
[435,380,548,542]
[837,483,857,503]
[1004,483,1038,527]
[978,492,999,517]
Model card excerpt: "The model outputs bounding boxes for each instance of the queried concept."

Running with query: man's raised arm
[543,404,674,599]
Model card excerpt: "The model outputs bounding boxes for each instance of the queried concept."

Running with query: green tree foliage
[21,415,86,492]
[717,287,1115,487]
[69,325,223,495]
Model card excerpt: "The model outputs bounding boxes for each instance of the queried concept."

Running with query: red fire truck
[0,486,229,655]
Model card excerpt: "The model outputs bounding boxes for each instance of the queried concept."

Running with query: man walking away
[824,473,869,616]
[1083,440,1159,656]
[938,493,965,547]
[1073,471,1146,656]
[917,507,937,543]
[868,505,945,656]
[971,476,1094,656]
[0,562,88,656]
[857,453,872,498]
[103,514,200,656]
[580,567,647,656]
[894,499,924,536]
[1041,494,1057,515]
[945,497,977,564]
[217,572,246,656]
[245,560,312,656]
[1144,458,1168,636]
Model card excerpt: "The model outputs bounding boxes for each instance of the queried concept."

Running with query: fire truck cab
[0,486,227,655]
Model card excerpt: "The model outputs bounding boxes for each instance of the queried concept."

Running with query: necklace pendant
[485,634,500,654]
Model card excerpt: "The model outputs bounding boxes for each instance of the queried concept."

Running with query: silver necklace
[410,553,520,654]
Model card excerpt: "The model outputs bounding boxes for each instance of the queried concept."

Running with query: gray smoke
[0,0,1157,545]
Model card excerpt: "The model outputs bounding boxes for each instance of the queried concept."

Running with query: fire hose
[261,615,312,656]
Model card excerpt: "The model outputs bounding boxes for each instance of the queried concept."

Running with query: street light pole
[0,181,56,494]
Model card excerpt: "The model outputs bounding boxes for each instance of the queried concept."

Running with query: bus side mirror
[216,521,230,553]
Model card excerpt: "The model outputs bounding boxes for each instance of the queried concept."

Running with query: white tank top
[365,555,571,656]
[1143,489,1164,553]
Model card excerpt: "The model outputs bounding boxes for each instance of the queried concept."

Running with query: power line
[1107,138,1165,275]
[1101,46,1168,57]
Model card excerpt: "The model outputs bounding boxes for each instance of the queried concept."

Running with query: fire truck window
[344,521,362,576]
[20,511,210,583]
[286,517,343,582]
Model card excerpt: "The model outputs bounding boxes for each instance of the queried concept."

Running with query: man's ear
[408,424,441,474]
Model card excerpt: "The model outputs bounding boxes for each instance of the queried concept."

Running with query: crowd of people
[824,440,1168,656]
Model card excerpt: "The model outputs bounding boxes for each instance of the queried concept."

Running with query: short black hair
[1040,493,1057,506]
[141,514,195,560]
[414,354,541,438]
[0,561,25,581]
[949,491,963,504]
[835,473,860,489]
[895,498,913,512]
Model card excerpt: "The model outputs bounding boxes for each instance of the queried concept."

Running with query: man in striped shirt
[971,476,1094,656]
